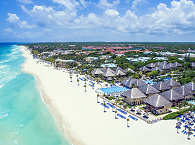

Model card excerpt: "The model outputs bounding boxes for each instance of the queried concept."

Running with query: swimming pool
[100,86,129,95]
[187,100,195,105]
[144,80,156,85]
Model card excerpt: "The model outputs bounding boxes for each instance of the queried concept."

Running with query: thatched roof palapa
[160,89,184,101]
[92,68,103,75]
[153,79,181,91]
[139,84,160,95]
[122,78,147,88]
[174,86,193,97]
[146,63,156,68]
[153,81,170,91]
[184,82,195,91]
[103,68,116,77]
[122,88,147,99]
[139,66,151,72]
[144,94,172,107]
[115,67,126,76]
[164,79,181,88]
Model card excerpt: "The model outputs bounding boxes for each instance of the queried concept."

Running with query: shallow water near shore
[0,44,70,145]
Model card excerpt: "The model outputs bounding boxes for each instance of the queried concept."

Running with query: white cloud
[98,0,120,9]
[12,0,195,37]
[18,0,32,4]
[105,9,119,17]
[142,0,195,34]
[7,13,35,29]
[21,5,78,28]
[53,0,79,10]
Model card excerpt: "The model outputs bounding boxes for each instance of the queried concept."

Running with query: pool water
[187,100,195,105]
[100,86,128,94]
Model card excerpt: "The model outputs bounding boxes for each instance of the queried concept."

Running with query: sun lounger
[128,115,138,121]
[182,130,187,134]
[89,84,94,87]
[117,108,127,115]
[89,81,95,84]
[117,113,126,119]
[101,103,109,109]
[106,103,115,109]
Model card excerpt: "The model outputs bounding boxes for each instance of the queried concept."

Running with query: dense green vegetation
[163,105,195,120]
[25,42,195,81]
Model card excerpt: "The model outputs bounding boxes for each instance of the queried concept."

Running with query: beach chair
[117,108,127,115]
[117,114,126,119]
[107,103,115,109]
[128,115,138,121]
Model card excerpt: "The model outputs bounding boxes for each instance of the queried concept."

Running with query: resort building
[114,67,126,77]
[99,55,112,60]
[91,68,104,77]
[158,61,170,70]
[55,59,76,68]
[126,57,151,63]
[85,57,98,63]
[146,63,156,68]
[163,79,181,89]
[191,62,195,68]
[122,78,147,88]
[144,94,172,115]
[151,67,162,72]
[160,89,184,106]
[125,68,135,73]
[100,63,117,68]
[153,79,181,92]
[184,82,195,94]
[102,68,116,81]
[174,86,194,99]
[154,57,168,61]
[139,66,151,73]
[138,84,160,96]
[122,88,147,105]
[167,62,182,69]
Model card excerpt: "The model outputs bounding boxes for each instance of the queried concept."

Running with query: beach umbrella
[115,110,118,119]
[97,94,100,103]
[187,128,193,140]
[184,124,189,130]
[176,124,181,134]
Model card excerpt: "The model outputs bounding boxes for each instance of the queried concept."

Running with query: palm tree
[76,74,79,79]
[187,128,192,140]
[114,110,118,119]
[103,101,106,113]
[103,93,106,101]
[112,103,115,112]
[97,94,100,103]
[176,122,181,134]
[70,75,72,82]
[77,78,79,86]
[84,84,87,92]
[127,118,130,127]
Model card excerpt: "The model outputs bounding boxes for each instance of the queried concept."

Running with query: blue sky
[0,0,195,42]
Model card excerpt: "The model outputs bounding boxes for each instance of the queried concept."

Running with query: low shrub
[163,105,195,120]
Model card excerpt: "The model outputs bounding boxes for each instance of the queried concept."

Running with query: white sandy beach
[20,46,194,145]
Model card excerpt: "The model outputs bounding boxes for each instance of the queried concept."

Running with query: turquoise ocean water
[0,44,70,145]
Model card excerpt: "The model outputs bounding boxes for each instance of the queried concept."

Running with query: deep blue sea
[0,44,70,145]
